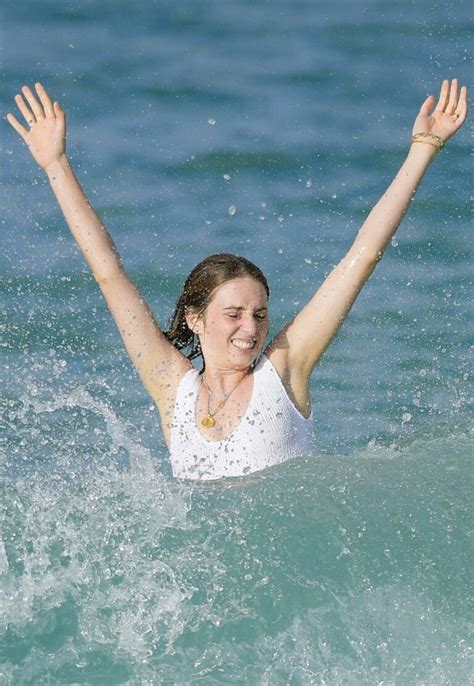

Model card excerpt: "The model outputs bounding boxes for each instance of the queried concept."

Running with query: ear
[185,308,203,335]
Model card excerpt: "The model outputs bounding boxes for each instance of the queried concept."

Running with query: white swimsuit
[169,353,313,480]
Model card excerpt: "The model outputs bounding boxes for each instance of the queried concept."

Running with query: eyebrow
[222,306,268,311]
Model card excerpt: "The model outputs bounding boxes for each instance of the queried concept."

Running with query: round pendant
[201,415,215,428]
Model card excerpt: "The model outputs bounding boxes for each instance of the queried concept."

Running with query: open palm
[412,78,468,142]
[6,83,66,170]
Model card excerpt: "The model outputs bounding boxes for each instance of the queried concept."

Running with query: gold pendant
[201,415,216,428]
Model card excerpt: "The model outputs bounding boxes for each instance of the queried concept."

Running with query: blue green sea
[1,1,472,683]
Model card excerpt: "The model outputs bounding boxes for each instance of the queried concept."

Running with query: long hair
[164,253,269,360]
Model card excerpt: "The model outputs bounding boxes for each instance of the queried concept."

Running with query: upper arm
[267,246,379,379]
[98,270,191,412]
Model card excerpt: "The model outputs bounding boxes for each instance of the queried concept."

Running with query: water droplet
[207,118,216,126]
[337,547,351,559]
[223,174,231,181]
[331,193,337,199]
[228,205,236,216]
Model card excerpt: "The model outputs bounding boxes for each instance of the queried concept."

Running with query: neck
[202,365,251,396]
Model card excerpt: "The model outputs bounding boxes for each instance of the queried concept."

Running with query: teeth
[232,339,255,350]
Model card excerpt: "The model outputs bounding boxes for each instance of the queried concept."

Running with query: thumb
[418,94,435,117]
[54,101,64,116]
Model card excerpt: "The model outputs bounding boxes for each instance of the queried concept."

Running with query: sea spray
[1,419,471,683]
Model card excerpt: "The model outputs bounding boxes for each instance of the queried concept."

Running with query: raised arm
[268,79,468,410]
[6,83,191,440]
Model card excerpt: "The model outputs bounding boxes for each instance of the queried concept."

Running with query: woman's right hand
[7,83,66,171]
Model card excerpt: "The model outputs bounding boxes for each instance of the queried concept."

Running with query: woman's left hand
[412,78,468,143]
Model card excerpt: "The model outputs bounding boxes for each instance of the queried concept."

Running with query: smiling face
[187,277,269,370]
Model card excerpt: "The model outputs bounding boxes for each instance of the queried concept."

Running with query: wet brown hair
[164,253,269,360]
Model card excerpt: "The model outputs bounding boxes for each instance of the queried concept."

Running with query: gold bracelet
[411,132,445,151]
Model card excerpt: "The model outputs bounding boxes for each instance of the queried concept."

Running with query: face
[187,276,269,370]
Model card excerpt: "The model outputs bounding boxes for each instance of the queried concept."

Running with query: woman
[7,80,467,480]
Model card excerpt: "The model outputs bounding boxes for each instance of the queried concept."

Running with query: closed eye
[223,308,268,320]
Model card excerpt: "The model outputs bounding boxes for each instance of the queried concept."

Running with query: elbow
[370,250,384,268]
[346,246,383,273]
[95,267,126,288]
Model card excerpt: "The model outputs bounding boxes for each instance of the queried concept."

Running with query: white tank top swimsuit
[169,353,313,480]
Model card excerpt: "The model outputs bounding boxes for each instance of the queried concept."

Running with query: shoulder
[263,346,311,418]
[158,363,200,447]
[176,365,200,393]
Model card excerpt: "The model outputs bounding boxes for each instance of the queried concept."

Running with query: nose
[239,314,258,337]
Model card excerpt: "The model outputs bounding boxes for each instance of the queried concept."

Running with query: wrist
[411,132,444,154]
[408,140,438,163]
[45,153,70,177]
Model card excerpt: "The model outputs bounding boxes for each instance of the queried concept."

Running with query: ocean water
[1,1,472,684]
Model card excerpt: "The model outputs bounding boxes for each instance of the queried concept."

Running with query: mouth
[231,338,257,350]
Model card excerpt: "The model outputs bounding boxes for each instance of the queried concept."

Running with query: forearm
[45,154,123,281]
[351,142,437,260]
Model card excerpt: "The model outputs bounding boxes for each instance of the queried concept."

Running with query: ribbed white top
[169,353,313,480]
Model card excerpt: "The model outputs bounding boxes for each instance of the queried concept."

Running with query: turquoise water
[1,1,472,683]
[1,437,472,684]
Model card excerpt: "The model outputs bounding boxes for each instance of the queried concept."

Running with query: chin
[230,345,262,364]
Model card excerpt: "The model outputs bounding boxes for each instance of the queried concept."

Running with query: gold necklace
[200,371,250,429]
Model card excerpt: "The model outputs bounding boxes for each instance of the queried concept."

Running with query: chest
[194,375,255,442]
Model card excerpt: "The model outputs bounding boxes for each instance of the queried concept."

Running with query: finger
[446,78,458,114]
[53,100,65,118]
[35,82,54,117]
[21,85,45,120]
[434,79,449,111]
[454,85,468,120]
[14,93,36,126]
[418,94,435,117]
[6,112,29,141]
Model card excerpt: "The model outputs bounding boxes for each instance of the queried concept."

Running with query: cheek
[257,321,269,340]
[203,316,231,336]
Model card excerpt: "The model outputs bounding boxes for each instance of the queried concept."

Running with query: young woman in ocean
[7,80,467,480]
